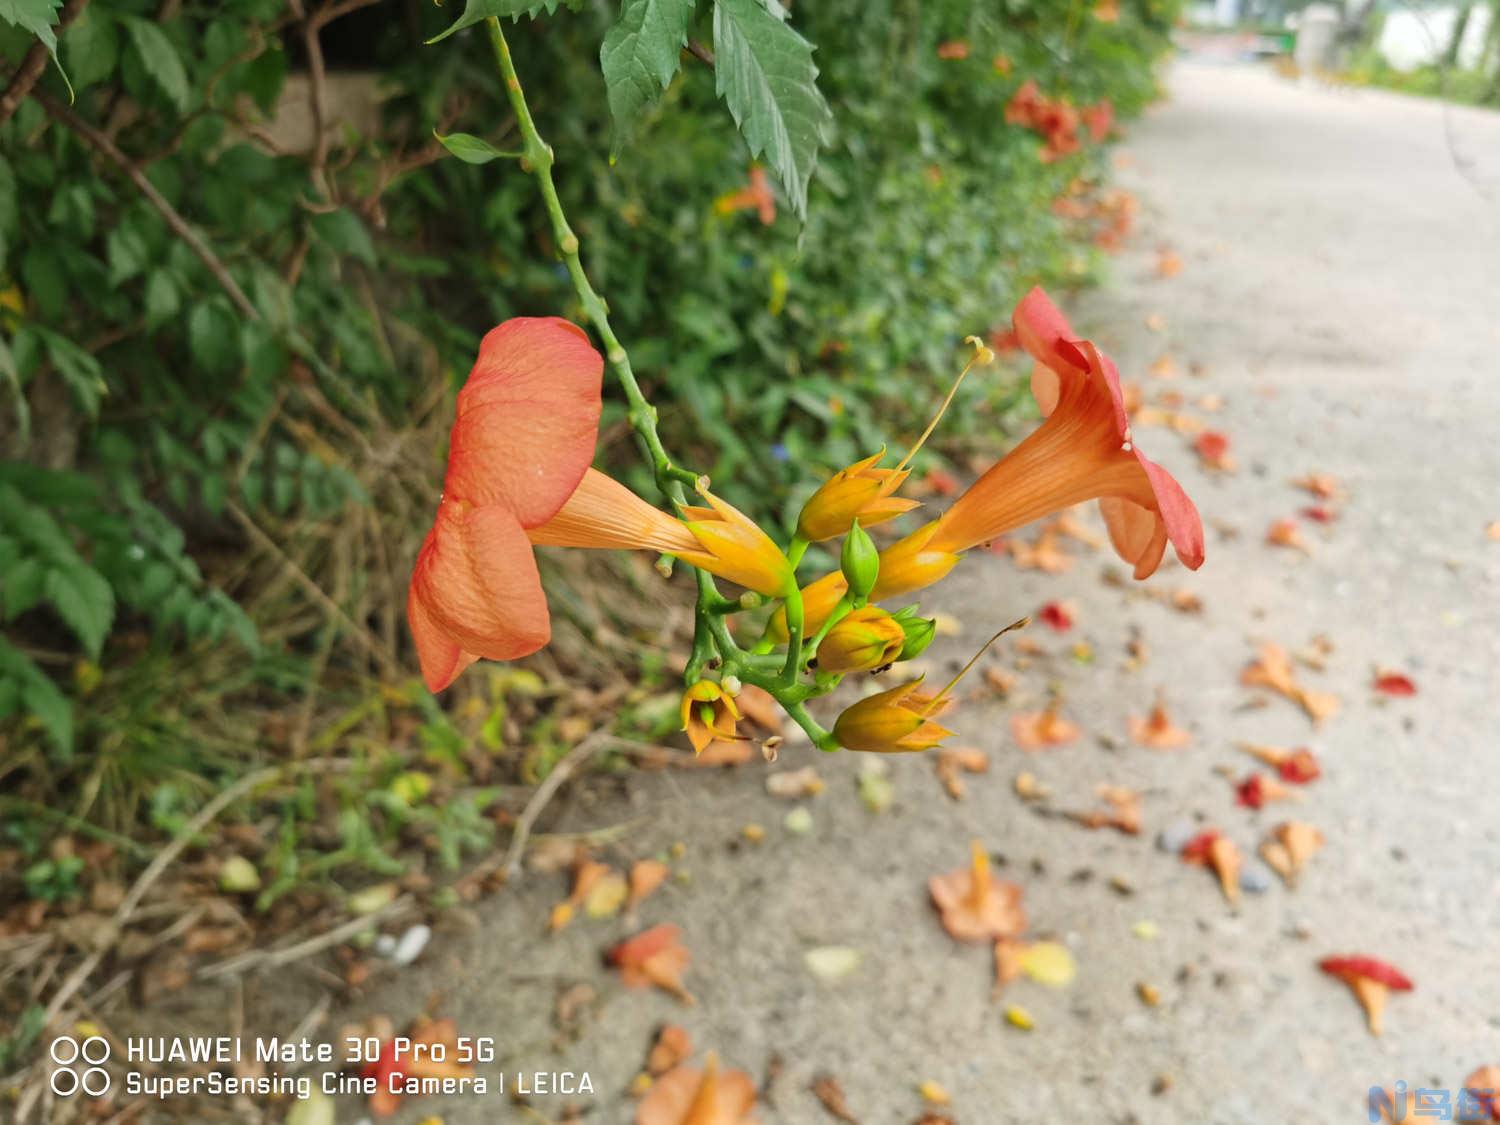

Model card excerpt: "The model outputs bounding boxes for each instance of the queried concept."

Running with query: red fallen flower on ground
[1278,748,1322,783]
[1038,600,1074,631]
[1194,430,1235,472]
[1301,504,1337,523]
[1373,671,1417,696]
[1234,773,1292,810]
[1319,955,1413,1036]
[361,1018,475,1117]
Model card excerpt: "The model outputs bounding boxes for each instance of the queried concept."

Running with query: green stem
[485,18,695,504]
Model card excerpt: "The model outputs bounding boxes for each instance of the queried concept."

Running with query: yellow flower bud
[816,606,906,675]
[832,678,954,753]
[681,482,795,596]
[795,450,920,542]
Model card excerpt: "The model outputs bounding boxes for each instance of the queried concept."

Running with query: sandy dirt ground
[136,59,1500,1125]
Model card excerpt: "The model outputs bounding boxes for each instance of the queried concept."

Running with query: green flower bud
[894,606,937,661]
[840,519,880,601]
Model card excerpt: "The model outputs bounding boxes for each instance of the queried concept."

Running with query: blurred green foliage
[0,0,1176,824]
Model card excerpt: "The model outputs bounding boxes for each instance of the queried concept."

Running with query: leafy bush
[0,0,1177,847]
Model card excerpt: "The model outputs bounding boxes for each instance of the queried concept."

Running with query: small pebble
[390,923,432,966]
[742,823,765,843]
[373,934,398,958]
[1239,862,1274,894]
[783,807,814,835]
[1136,982,1161,1007]
[1157,819,1196,854]
[1132,920,1160,941]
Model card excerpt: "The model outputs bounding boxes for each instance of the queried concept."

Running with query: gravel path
[355,60,1500,1124]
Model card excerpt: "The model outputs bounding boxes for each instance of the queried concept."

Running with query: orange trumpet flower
[929,287,1204,578]
[409,319,792,692]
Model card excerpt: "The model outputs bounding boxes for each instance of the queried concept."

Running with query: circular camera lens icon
[50,1036,112,1097]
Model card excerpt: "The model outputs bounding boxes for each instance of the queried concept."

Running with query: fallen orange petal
[1266,517,1308,551]
[1128,696,1191,750]
[929,840,1027,943]
[1010,700,1080,750]
[610,924,695,1004]
[628,860,671,908]
[636,1053,759,1125]
[646,1024,693,1077]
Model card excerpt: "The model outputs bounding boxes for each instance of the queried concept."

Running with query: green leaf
[310,209,375,266]
[434,131,517,165]
[38,329,105,417]
[0,0,61,57]
[600,0,696,154]
[0,638,72,757]
[3,555,45,618]
[711,0,832,219]
[122,16,188,111]
[187,302,238,376]
[106,221,148,286]
[62,7,117,90]
[143,272,179,329]
[43,561,114,658]
[427,0,577,44]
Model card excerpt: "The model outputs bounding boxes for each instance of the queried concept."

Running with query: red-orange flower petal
[442,317,603,527]
[408,501,549,691]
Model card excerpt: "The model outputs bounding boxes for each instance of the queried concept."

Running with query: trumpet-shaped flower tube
[932,287,1203,578]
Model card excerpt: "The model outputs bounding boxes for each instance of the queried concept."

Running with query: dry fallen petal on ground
[934,746,990,799]
[628,860,671,909]
[610,924,695,1004]
[1300,504,1337,523]
[1488,521,1500,542]
[361,1017,475,1118]
[1011,699,1081,750]
[1373,670,1418,697]
[765,767,825,799]
[1013,771,1049,801]
[1128,696,1192,749]
[550,858,613,932]
[810,1073,859,1123]
[1148,353,1178,379]
[1241,644,1340,724]
[584,869,630,919]
[1181,831,1241,903]
[982,665,1017,698]
[646,1025,693,1077]
[1259,821,1324,885]
[732,684,782,733]
[1156,248,1184,277]
[1038,600,1076,631]
[929,840,1027,943]
[1010,526,1074,572]
[637,1054,759,1125]
[1292,471,1342,499]
[1068,784,1142,834]
[1239,742,1322,784]
[1144,312,1167,332]
[1266,517,1309,551]
[1234,773,1296,810]
[1171,588,1203,614]
[1193,429,1236,471]
[992,937,1027,998]
[1319,955,1413,1036]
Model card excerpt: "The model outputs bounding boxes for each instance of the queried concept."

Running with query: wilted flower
[680,681,742,755]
